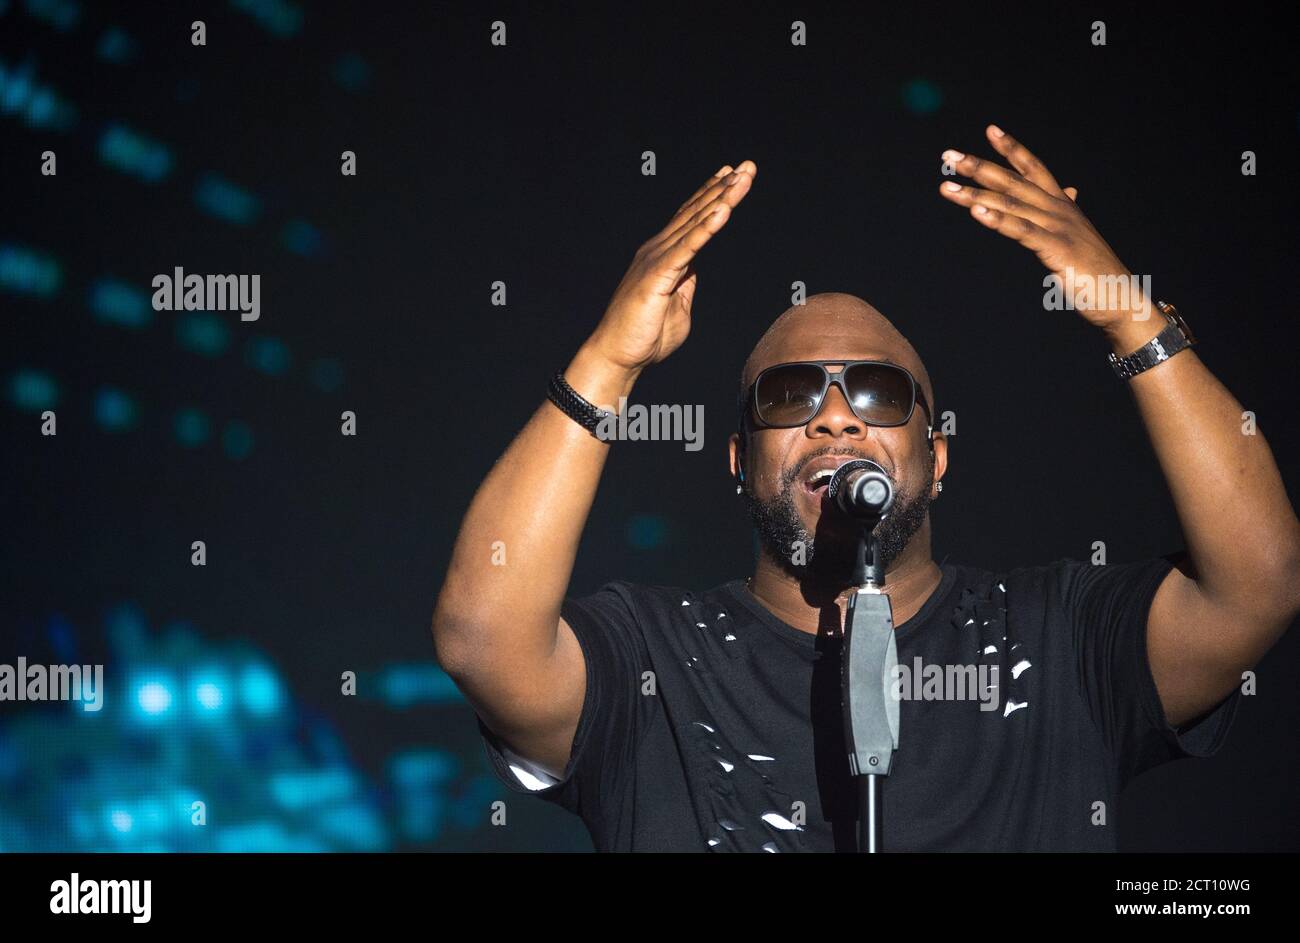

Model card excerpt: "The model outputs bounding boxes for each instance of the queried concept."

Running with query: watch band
[1107,301,1196,381]
[547,371,614,438]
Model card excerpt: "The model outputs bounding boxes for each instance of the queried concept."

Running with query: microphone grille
[826,459,878,502]
[858,477,890,505]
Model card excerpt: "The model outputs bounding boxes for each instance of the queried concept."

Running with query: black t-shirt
[477,556,1239,851]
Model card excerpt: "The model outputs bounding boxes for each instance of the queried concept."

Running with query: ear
[929,428,949,497]
[728,431,744,482]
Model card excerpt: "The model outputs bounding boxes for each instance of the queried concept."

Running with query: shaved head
[738,292,934,423]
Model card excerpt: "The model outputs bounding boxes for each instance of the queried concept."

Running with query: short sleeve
[1061,555,1240,787]
[477,581,651,820]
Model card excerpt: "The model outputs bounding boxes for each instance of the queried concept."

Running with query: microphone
[826,460,894,522]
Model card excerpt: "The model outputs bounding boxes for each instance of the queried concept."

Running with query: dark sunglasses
[740,360,932,433]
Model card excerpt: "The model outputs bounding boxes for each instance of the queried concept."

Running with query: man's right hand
[433,159,755,782]
[586,161,757,373]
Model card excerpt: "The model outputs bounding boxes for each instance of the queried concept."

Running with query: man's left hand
[937,125,1147,336]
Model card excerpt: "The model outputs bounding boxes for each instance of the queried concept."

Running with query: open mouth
[802,468,837,495]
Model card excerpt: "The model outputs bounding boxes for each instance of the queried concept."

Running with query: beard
[741,451,934,583]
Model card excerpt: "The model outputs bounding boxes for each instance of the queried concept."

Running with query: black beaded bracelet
[547,371,614,439]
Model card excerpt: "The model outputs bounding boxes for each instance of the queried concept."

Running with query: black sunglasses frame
[738,359,932,434]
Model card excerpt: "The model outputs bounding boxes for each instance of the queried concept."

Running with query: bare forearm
[432,343,640,669]
[1109,315,1300,614]
[936,125,1297,717]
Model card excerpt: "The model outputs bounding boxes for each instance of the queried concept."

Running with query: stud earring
[935,481,944,493]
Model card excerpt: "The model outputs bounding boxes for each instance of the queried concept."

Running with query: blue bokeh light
[222,421,254,461]
[176,312,231,358]
[0,244,62,297]
[174,407,211,447]
[244,336,292,376]
[98,123,172,182]
[281,219,323,257]
[239,664,281,715]
[309,358,344,393]
[96,27,137,64]
[8,368,59,410]
[229,0,304,38]
[23,0,80,32]
[93,387,137,432]
[192,668,230,716]
[135,679,173,717]
[902,78,943,115]
[0,56,77,130]
[626,513,668,550]
[332,53,370,92]
[89,278,151,329]
[194,173,261,225]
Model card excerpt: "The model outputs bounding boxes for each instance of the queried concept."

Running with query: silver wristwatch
[1107,301,1196,381]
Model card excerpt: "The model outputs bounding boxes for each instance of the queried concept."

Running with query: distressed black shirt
[477,556,1238,851]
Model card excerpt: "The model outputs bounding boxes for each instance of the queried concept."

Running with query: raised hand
[588,160,757,371]
[938,125,1140,330]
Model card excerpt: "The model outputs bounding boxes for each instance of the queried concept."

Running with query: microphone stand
[841,523,899,853]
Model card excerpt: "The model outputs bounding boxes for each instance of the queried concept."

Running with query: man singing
[432,125,1300,851]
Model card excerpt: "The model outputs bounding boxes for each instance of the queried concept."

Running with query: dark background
[1,1,1296,851]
